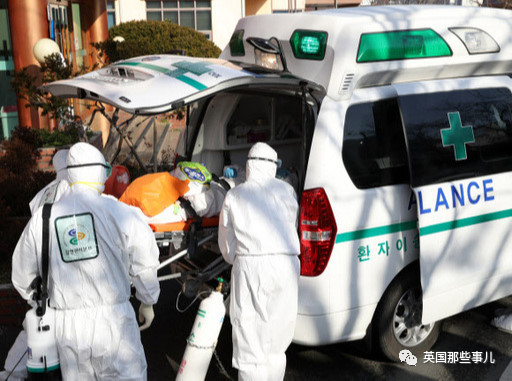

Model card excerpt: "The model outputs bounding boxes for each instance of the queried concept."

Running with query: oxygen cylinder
[25,304,61,379]
[176,279,226,381]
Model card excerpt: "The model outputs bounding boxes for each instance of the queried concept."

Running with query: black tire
[373,263,441,362]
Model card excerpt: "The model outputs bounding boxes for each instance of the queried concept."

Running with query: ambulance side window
[399,87,512,187]
[342,98,409,189]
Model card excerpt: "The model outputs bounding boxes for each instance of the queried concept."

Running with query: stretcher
[152,203,230,298]
[151,216,219,252]
[118,167,232,297]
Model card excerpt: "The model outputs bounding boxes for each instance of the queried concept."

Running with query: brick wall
[37,147,57,172]
[0,284,28,326]
[0,146,61,173]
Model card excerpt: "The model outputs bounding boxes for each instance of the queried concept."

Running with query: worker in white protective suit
[218,142,300,381]
[0,149,70,381]
[11,142,160,381]
[29,148,70,215]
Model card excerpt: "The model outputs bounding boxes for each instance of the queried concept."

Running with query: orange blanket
[120,172,190,217]
[150,216,219,232]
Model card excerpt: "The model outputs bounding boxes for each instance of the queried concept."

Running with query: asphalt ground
[143,275,512,381]
[2,276,512,380]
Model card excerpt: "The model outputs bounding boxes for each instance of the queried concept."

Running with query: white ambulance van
[44,5,512,361]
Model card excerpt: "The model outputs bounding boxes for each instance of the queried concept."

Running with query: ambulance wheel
[373,264,440,362]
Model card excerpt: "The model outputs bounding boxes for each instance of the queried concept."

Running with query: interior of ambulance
[157,86,321,295]
[42,57,325,296]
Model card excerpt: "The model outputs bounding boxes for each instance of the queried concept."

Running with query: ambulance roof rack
[221,5,512,100]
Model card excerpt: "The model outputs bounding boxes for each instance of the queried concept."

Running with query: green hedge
[94,20,222,63]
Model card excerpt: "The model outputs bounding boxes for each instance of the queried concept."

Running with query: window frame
[106,0,116,29]
[342,97,409,189]
[145,0,212,40]
[399,86,512,188]
[226,92,304,147]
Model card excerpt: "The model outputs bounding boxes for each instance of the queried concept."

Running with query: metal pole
[157,235,215,271]
[153,117,158,173]
[157,273,182,282]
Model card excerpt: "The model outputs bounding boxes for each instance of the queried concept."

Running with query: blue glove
[276,168,290,179]
[224,167,237,179]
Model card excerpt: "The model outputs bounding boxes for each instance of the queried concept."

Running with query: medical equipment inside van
[43,5,512,362]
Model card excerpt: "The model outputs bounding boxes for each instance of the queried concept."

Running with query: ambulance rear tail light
[300,188,337,277]
[449,27,500,54]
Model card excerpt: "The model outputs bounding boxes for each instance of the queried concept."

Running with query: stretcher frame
[84,102,232,294]
[153,219,231,297]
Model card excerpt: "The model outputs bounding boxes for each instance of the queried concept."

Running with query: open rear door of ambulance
[42,55,317,115]
[394,76,512,325]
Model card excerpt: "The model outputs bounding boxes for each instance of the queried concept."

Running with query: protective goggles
[247,156,282,168]
[67,162,113,178]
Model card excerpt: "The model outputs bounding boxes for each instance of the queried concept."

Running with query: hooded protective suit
[1,149,71,381]
[218,142,300,381]
[12,142,160,381]
[29,148,70,215]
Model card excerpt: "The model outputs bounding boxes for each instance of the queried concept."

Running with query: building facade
[1,0,108,132]
[1,0,312,133]
[106,0,306,52]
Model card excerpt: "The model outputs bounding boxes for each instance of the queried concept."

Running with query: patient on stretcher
[119,162,232,226]
[116,160,296,230]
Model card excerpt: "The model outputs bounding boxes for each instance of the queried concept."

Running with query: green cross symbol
[169,61,213,77]
[440,112,475,161]
[118,60,210,90]
[160,60,211,90]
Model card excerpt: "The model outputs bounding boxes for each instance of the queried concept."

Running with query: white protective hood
[246,142,278,182]
[67,142,108,194]
[53,148,69,181]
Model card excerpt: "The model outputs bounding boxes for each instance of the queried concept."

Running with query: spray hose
[4,349,28,381]
[175,290,210,313]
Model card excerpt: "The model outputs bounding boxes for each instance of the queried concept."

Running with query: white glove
[138,303,155,331]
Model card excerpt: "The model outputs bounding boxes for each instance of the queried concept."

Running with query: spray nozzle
[215,277,224,293]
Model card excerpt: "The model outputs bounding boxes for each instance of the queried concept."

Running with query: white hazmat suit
[218,142,300,381]
[12,142,160,381]
[29,148,70,215]
[1,149,70,381]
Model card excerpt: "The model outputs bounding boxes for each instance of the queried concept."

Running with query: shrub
[92,20,222,64]
[0,126,56,280]
[0,126,55,217]
[0,126,42,176]
[11,54,91,120]
[38,125,93,148]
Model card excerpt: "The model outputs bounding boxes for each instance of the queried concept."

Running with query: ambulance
[43,5,512,361]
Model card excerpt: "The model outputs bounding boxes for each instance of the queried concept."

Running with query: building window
[106,0,116,29]
[0,0,17,108]
[146,0,212,39]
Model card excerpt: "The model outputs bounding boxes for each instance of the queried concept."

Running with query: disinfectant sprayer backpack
[25,203,61,380]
